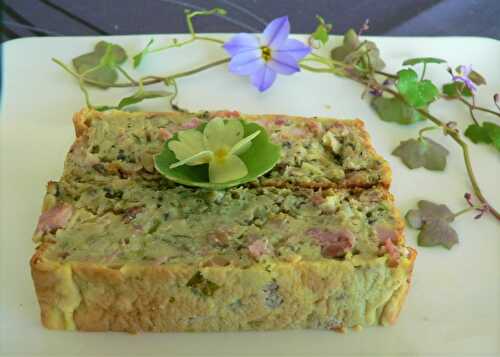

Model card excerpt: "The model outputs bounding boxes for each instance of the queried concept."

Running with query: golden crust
[380,248,417,325]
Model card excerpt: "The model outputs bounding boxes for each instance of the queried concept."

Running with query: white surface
[1,34,499,357]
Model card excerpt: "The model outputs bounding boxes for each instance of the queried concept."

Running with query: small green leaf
[330,29,385,71]
[392,137,449,171]
[371,97,425,125]
[311,15,332,45]
[117,89,171,109]
[72,41,127,88]
[468,70,486,86]
[396,69,439,108]
[406,200,458,249]
[154,119,281,189]
[402,57,446,66]
[442,82,472,98]
[133,38,154,68]
[484,122,500,151]
[464,123,491,144]
[464,122,500,151]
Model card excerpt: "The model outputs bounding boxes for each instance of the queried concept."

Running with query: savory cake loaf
[30,109,415,333]
[64,109,391,189]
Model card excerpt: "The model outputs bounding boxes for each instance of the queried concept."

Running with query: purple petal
[267,51,300,75]
[228,50,265,75]
[250,65,277,92]
[275,38,311,61]
[452,75,477,92]
[463,78,477,92]
[459,65,472,76]
[262,16,290,49]
[223,33,260,56]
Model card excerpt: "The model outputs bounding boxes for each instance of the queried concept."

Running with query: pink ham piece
[375,225,399,244]
[288,127,307,138]
[383,238,400,267]
[211,110,240,118]
[158,128,172,140]
[305,120,323,135]
[306,228,354,258]
[273,116,288,126]
[310,192,326,206]
[35,203,74,235]
[248,239,273,259]
[122,206,143,223]
[180,118,202,129]
[375,225,400,266]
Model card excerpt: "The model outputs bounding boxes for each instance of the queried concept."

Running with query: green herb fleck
[186,271,220,297]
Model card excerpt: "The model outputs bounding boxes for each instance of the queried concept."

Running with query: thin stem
[305,53,354,69]
[196,36,224,44]
[53,57,230,88]
[418,126,439,140]
[149,8,224,53]
[117,66,138,85]
[79,78,91,108]
[299,63,339,74]
[167,58,230,81]
[420,63,427,81]
[375,70,398,79]
[453,206,475,218]
[149,37,194,54]
[166,79,188,112]
[457,96,500,119]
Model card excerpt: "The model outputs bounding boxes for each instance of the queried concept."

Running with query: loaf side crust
[31,242,416,332]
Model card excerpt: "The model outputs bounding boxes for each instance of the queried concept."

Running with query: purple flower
[452,65,476,92]
[223,16,311,92]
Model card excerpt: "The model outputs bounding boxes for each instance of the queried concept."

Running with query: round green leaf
[402,57,446,66]
[154,120,281,189]
[371,97,425,125]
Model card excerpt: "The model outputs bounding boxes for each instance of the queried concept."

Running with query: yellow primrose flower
[168,118,260,183]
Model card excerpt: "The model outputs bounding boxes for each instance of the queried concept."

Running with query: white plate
[1,34,499,357]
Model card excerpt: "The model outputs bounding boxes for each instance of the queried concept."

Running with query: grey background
[2,0,500,41]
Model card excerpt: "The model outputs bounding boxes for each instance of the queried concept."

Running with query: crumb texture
[30,109,415,332]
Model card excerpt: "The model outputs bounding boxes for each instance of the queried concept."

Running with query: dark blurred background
[2,0,500,42]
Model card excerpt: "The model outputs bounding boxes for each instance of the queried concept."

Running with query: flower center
[214,147,230,162]
[261,46,272,62]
